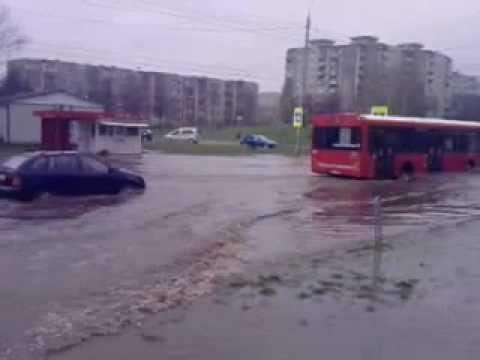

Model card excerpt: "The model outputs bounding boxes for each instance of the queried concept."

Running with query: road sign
[293,107,303,128]
[371,106,389,116]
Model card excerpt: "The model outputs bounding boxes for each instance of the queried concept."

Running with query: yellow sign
[293,107,303,128]
[371,106,389,116]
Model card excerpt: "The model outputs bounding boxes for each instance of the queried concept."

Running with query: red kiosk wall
[41,118,72,151]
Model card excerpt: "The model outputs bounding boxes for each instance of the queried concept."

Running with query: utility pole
[295,13,311,156]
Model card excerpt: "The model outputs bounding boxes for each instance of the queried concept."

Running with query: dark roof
[0,90,76,106]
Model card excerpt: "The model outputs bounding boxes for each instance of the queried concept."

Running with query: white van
[164,127,199,144]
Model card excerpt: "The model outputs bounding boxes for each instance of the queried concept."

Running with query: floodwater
[2,153,480,359]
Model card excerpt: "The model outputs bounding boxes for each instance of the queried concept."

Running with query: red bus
[311,113,480,179]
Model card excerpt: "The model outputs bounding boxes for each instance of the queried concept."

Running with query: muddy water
[2,154,480,359]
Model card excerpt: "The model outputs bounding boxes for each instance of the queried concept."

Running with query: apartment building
[285,39,340,108]
[451,72,480,96]
[5,59,259,126]
[284,36,454,118]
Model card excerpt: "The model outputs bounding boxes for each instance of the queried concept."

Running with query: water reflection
[306,173,480,237]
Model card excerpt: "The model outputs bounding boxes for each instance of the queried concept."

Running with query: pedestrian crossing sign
[293,107,303,128]
[371,106,389,116]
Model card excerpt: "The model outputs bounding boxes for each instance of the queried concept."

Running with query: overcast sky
[3,0,480,91]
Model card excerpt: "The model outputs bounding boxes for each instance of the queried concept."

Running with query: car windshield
[1,154,33,170]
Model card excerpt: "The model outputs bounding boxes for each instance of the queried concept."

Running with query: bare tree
[0,5,28,95]
[0,5,27,56]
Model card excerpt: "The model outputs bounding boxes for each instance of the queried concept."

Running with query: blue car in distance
[0,151,145,201]
[240,134,278,150]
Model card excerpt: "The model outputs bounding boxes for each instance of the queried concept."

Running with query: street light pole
[295,13,311,156]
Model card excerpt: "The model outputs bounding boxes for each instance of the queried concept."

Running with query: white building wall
[1,92,104,144]
[75,121,97,153]
[72,121,143,154]
[9,103,47,144]
[93,130,143,154]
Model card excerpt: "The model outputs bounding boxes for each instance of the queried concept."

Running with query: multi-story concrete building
[386,43,452,117]
[257,92,281,124]
[448,71,480,120]
[5,59,259,126]
[284,36,454,118]
[451,72,480,96]
[424,49,452,117]
[286,36,394,114]
[338,36,390,113]
[285,39,341,110]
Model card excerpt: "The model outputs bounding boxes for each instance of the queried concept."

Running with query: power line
[23,42,282,84]
[12,4,303,43]
[31,40,275,78]
[135,0,306,27]
[86,0,348,40]
[81,0,302,34]
[86,0,304,30]
[114,0,350,40]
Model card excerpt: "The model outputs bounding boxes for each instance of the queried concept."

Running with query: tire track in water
[24,206,302,359]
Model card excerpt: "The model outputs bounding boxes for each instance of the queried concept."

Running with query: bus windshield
[313,127,361,150]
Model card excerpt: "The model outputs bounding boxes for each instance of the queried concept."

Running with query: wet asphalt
[2,153,480,359]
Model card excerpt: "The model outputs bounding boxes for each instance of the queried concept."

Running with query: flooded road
[2,153,480,359]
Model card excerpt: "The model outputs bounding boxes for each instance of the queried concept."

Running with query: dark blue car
[0,152,145,201]
[240,134,278,149]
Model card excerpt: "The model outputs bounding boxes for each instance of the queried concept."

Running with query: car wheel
[110,185,122,195]
[129,178,146,190]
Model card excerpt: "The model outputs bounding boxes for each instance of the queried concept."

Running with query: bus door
[371,129,396,179]
[427,132,444,172]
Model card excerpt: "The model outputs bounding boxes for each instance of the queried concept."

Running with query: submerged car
[0,152,145,201]
[164,127,199,143]
[240,134,278,149]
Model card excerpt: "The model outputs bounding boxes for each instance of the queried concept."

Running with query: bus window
[454,134,469,153]
[370,128,430,154]
[313,127,361,150]
[444,137,454,152]
[467,134,476,152]
[475,134,480,152]
[369,128,402,154]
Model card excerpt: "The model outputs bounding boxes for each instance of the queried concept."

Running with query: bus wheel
[467,160,476,171]
[400,162,414,181]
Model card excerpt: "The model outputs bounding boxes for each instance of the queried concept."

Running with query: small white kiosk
[34,111,149,155]
[75,120,149,155]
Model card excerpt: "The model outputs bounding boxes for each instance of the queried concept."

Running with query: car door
[47,155,84,196]
[182,129,194,142]
[243,135,256,148]
[78,155,116,195]
[169,130,181,141]
[21,156,50,195]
